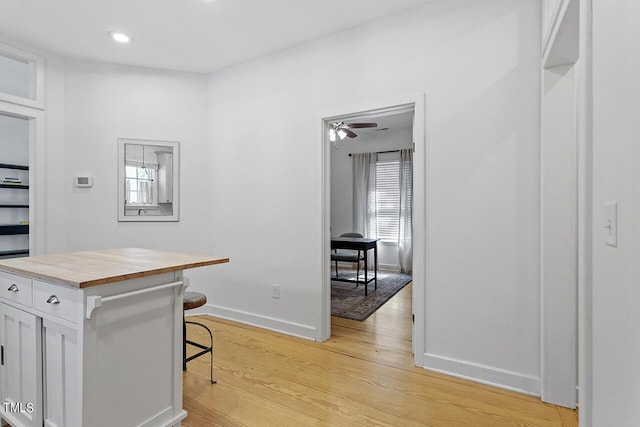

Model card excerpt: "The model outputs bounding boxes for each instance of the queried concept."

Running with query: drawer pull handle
[46,295,60,305]
[7,284,18,292]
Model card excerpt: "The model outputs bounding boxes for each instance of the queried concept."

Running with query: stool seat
[184,291,207,310]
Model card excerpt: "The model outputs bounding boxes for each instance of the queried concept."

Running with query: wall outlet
[272,284,280,299]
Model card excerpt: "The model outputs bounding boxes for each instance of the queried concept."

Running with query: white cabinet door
[0,304,43,427]
[42,319,79,427]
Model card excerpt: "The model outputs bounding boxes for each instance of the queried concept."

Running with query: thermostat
[74,176,93,187]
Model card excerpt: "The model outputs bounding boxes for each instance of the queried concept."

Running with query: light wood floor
[182,284,578,426]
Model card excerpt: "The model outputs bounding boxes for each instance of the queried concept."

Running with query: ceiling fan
[329,121,378,146]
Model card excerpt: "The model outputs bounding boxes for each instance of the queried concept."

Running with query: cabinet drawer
[33,281,79,323]
[0,271,33,308]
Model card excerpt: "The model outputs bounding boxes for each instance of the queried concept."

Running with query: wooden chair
[183,291,216,384]
[331,232,365,285]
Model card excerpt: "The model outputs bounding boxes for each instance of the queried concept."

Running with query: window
[125,164,157,206]
[368,156,412,243]
[0,42,45,109]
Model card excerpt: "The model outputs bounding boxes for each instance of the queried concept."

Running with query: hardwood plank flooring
[182,283,577,426]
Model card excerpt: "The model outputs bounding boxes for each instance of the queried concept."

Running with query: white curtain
[398,148,413,274]
[139,180,154,204]
[353,149,413,274]
[125,179,131,203]
[352,152,377,237]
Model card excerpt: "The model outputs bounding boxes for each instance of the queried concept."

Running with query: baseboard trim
[378,263,400,272]
[138,407,185,427]
[423,353,540,397]
[192,304,317,341]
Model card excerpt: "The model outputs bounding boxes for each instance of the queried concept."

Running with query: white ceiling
[0,0,433,73]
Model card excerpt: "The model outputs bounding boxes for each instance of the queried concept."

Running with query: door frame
[317,93,427,367]
[540,0,583,410]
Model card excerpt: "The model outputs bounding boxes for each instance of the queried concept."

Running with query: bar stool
[183,291,216,384]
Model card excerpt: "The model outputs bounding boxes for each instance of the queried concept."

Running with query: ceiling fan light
[329,128,337,142]
[337,129,348,140]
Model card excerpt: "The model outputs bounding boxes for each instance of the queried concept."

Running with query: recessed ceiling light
[108,31,132,44]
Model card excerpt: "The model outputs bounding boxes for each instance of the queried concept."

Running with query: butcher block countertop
[0,248,229,288]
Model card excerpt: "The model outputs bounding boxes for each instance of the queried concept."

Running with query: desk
[331,237,379,296]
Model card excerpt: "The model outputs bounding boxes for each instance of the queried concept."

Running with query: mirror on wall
[117,138,179,222]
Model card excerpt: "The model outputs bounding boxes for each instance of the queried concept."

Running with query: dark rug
[331,270,412,321]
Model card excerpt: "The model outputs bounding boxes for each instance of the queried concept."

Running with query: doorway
[0,113,30,258]
[319,95,427,367]
[0,105,44,258]
[329,111,413,316]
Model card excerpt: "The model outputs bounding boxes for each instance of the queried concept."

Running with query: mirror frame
[117,138,180,222]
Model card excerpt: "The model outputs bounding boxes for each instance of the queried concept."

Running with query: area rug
[331,270,412,321]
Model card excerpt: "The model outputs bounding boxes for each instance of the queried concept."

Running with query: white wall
[10,1,640,419]
[205,0,542,391]
[44,53,67,256]
[591,0,640,424]
[330,127,413,270]
[41,58,224,288]
[0,0,543,396]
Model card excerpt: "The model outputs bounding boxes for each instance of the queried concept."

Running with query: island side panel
[81,271,187,427]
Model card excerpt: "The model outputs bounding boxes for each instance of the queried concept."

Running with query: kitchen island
[0,248,229,427]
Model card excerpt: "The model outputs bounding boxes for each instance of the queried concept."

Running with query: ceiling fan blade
[343,128,358,138]
[346,122,377,129]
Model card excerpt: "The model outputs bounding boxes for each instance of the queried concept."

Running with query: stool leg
[183,314,187,371]
[184,320,217,384]
[210,332,216,384]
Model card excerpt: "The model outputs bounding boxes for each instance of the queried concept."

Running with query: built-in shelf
[0,163,30,257]
[0,184,28,190]
[0,163,29,189]
[0,224,29,235]
[0,249,28,257]
[0,163,29,171]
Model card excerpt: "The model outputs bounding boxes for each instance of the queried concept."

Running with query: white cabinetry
[0,303,42,427]
[0,248,228,427]
[0,271,187,427]
[42,319,79,427]
[156,152,173,203]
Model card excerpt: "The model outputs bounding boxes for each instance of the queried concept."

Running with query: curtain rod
[348,149,402,157]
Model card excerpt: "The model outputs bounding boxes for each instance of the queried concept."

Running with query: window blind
[369,159,401,242]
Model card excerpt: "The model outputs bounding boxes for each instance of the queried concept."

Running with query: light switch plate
[604,201,617,247]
